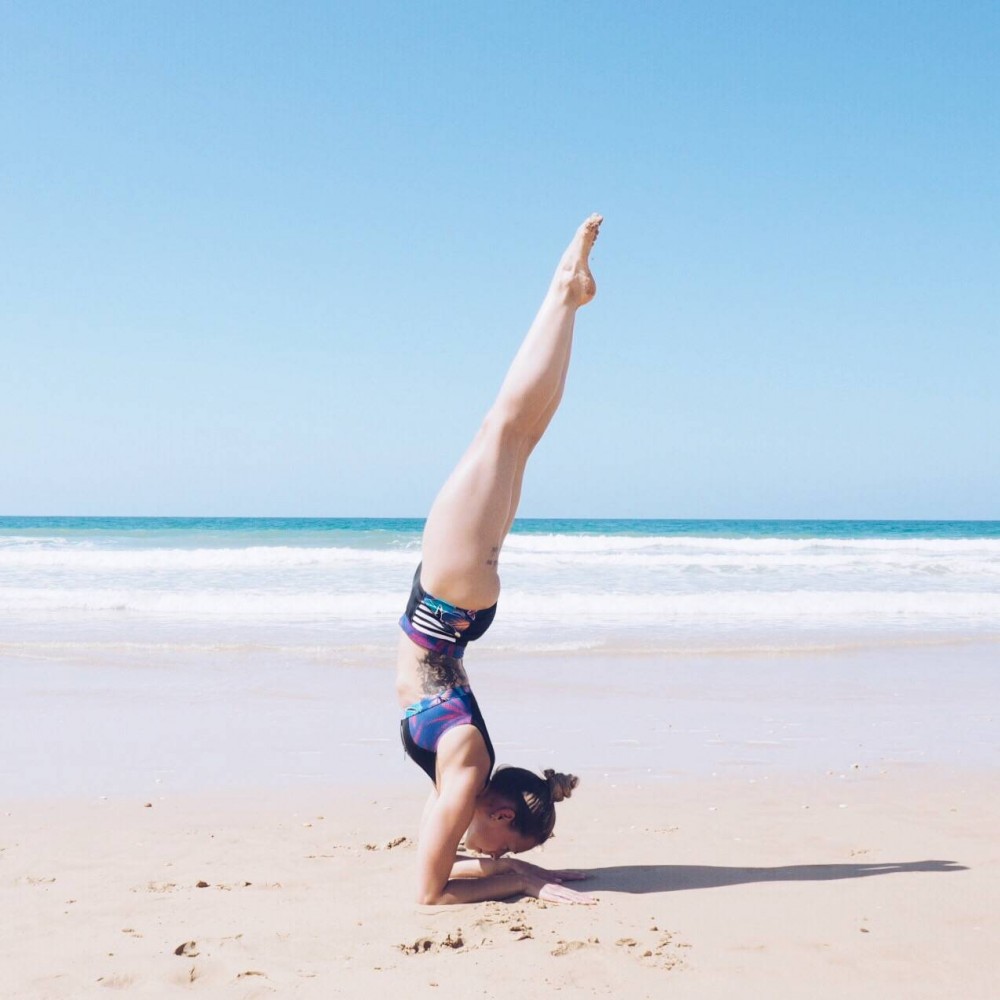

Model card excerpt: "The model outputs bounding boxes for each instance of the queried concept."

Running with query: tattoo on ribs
[485,544,500,568]
[418,651,468,694]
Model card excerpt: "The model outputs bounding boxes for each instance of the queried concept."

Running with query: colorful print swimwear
[399,563,497,658]
[400,685,496,784]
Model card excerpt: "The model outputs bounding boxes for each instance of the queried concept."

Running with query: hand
[520,870,597,905]
[505,857,590,884]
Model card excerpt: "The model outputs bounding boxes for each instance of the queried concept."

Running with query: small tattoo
[485,545,500,567]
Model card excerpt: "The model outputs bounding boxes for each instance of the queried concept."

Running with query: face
[463,798,537,859]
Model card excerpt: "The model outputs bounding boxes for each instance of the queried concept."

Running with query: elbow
[415,878,447,906]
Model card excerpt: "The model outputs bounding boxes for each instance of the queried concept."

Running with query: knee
[481,403,539,449]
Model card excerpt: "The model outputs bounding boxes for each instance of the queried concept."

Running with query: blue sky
[2,1,997,518]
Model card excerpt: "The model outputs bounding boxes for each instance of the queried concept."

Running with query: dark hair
[488,767,579,844]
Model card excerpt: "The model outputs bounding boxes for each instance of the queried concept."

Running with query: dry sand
[3,769,997,998]
[2,643,998,998]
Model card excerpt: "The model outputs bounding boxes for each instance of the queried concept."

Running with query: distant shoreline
[4,514,1000,539]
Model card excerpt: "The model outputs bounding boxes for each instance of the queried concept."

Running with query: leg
[420,214,602,609]
[498,348,575,538]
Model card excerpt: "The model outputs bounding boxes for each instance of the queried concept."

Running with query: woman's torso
[395,632,471,709]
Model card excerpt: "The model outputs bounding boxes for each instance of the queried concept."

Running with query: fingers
[539,882,598,905]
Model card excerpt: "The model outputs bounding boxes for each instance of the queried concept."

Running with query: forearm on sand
[420,870,526,905]
[449,855,515,879]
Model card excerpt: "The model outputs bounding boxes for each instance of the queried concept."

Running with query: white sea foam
[0,587,399,617]
[3,526,999,656]
[3,585,998,626]
[3,537,998,582]
[503,533,1000,555]
[0,544,417,571]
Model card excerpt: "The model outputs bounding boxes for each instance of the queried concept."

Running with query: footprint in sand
[615,930,690,971]
[399,936,435,954]
[365,835,410,851]
[484,907,534,941]
[135,881,177,893]
[398,930,465,954]
[551,938,599,957]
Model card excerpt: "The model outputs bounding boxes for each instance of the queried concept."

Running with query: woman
[395,214,602,906]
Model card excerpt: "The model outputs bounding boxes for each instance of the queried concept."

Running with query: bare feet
[552,213,603,306]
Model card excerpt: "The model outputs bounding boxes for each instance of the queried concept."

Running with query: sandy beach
[6,0,999,993]
[2,641,997,999]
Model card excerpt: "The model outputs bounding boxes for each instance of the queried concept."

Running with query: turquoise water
[4,515,1000,541]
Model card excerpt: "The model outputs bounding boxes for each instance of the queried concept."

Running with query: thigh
[420,417,526,609]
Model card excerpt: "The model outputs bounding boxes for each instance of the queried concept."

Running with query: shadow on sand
[584,860,967,894]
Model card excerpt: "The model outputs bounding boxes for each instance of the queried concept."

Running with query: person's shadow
[583,859,966,893]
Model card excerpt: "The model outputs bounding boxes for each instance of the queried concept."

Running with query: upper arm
[414,770,481,904]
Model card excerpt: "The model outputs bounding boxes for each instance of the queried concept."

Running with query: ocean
[3,516,999,660]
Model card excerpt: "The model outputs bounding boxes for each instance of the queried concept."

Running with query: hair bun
[543,769,579,803]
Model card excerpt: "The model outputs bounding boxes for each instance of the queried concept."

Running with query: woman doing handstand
[395,214,603,906]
